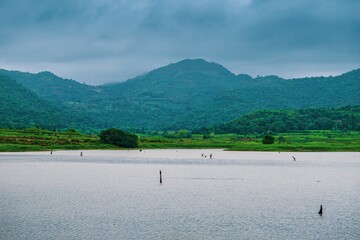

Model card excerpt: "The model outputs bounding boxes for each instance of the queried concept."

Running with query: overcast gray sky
[0,0,359,85]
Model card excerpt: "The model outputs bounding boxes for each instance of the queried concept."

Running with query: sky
[0,0,359,85]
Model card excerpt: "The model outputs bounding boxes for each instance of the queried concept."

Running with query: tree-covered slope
[95,59,249,129]
[0,75,99,130]
[168,68,360,129]
[1,59,359,131]
[101,61,360,130]
[0,69,102,103]
[194,106,360,134]
[0,75,68,128]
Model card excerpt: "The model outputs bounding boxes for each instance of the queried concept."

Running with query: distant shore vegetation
[1,105,359,152]
[0,127,359,152]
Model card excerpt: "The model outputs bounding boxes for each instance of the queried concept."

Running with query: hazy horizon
[1,0,359,85]
[2,58,359,86]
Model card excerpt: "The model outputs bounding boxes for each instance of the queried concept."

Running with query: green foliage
[196,106,360,134]
[1,128,359,152]
[99,128,138,148]
[203,134,212,140]
[278,136,286,143]
[1,60,360,131]
[0,127,116,151]
[162,130,192,139]
[262,135,275,144]
[0,75,100,131]
[138,131,360,152]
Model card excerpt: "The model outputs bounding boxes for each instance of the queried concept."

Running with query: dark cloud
[0,0,359,84]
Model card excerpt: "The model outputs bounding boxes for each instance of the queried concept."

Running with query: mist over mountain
[1,59,359,131]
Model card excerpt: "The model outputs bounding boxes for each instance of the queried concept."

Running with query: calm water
[0,150,359,239]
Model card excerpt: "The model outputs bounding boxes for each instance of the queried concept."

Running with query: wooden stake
[318,205,323,215]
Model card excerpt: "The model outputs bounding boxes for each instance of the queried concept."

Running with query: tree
[99,128,138,148]
[262,134,275,144]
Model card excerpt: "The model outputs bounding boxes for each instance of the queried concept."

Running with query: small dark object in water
[159,170,162,184]
[80,152,83,157]
[50,149,53,155]
[318,205,323,215]
[210,154,213,159]
[292,156,296,161]
[139,149,142,152]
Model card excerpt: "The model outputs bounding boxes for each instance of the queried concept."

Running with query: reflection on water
[0,150,359,239]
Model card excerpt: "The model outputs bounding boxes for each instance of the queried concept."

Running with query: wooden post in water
[159,170,162,184]
[318,205,323,215]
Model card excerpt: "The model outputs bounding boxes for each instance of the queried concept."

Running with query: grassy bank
[0,128,359,152]
[0,128,117,152]
[139,131,360,152]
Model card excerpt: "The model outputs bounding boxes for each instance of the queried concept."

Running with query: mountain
[0,75,101,130]
[1,59,359,131]
[97,60,359,130]
[0,69,102,103]
[0,75,69,128]
[192,69,360,128]
[97,59,247,129]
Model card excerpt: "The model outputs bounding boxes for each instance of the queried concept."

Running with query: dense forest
[193,106,360,134]
[0,75,100,131]
[1,59,360,131]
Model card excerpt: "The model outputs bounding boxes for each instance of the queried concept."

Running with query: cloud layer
[1,0,359,84]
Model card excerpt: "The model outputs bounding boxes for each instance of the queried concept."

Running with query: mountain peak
[149,58,235,78]
[37,71,55,76]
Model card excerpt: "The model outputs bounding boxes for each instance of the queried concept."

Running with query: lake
[0,150,359,239]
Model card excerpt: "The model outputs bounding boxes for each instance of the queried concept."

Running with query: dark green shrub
[262,134,275,144]
[99,128,138,148]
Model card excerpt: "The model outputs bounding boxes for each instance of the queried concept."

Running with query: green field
[0,128,359,152]
[0,128,117,152]
[139,131,360,151]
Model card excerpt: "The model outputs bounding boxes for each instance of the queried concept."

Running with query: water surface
[1,150,359,239]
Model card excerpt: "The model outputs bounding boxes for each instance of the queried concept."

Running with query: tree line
[193,106,360,134]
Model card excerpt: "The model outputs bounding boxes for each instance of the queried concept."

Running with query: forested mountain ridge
[0,75,72,128]
[0,75,103,130]
[0,59,359,131]
[0,69,102,103]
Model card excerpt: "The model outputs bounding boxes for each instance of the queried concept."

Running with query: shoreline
[0,148,359,155]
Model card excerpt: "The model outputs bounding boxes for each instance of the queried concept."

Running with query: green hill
[0,75,68,128]
[0,75,100,131]
[97,60,360,130]
[1,59,360,131]
[0,69,102,103]
[194,106,360,134]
